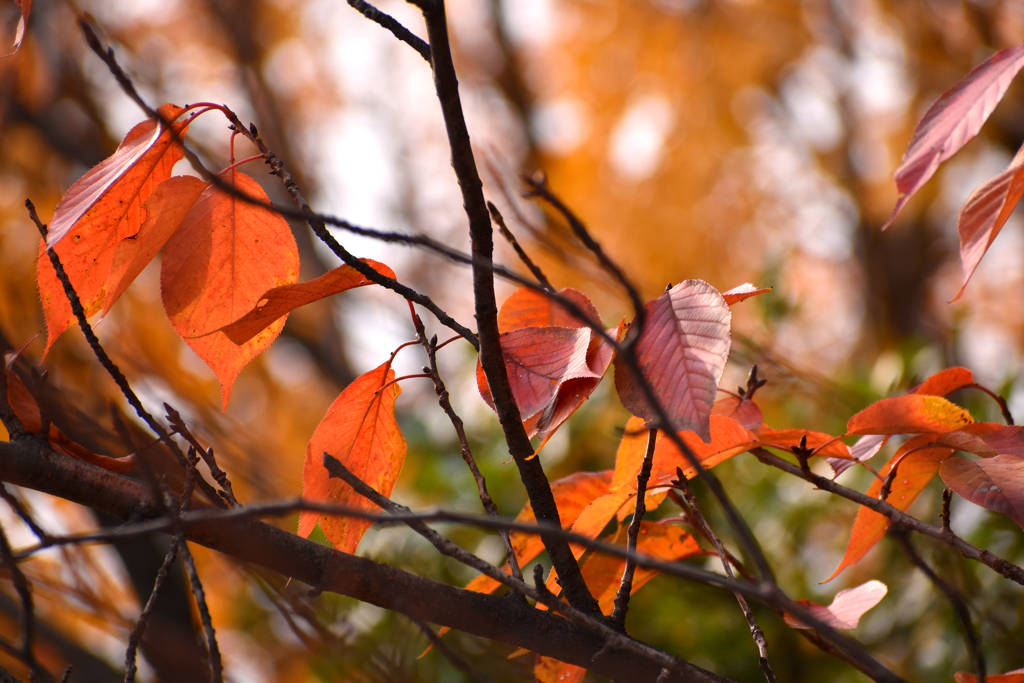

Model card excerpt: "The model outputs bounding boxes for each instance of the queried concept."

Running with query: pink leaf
[614,280,732,442]
[940,455,1024,529]
[952,143,1024,301]
[883,43,1024,230]
[784,580,888,630]
[828,434,886,477]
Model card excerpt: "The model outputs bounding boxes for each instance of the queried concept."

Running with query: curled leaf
[721,283,771,305]
[784,580,887,630]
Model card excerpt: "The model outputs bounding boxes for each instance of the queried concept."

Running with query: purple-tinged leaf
[828,434,886,477]
[940,455,1024,529]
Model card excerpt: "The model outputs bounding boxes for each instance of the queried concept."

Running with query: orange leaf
[298,362,406,553]
[721,283,771,305]
[712,393,763,430]
[955,668,1024,683]
[847,395,973,436]
[940,455,1024,529]
[38,104,191,357]
[912,367,975,397]
[952,143,1024,301]
[825,435,952,581]
[614,280,731,442]
[216,260,395,345]
[497,287,601,333]
[534,656,585,683]
[756,429,852,459]
[611,415,756,492]
[784,580,887,629]
[160,170,299,408]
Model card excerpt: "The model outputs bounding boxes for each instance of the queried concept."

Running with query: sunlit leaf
[497,287,602,332]
[534,656,585,683]
[614,280,731,442]
[38,104,191,356]
[217,260,395,345]
[825,435,952,581]
[298,361,406,553]
[913,367,975,397]
[160,170,300,408]
[784,580,887,629]
[721,283,771,305]
[940,455,1024,529]
[828,434,886,477]
[712,393,763,430]
[756,428,851,459]
[847,395,973,436]
[882,43,1024,229]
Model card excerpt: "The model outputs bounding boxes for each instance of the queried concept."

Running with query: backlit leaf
[756,429,852,459]
[217,260,395,345]
[952,144,1024,301]
[913,367,975,397]
[882,43,1024,229]
[784,580,887,630]
[534,656,585,683]
[828,434,886,477]
[847,395,973,436]
[497,287,602,332]
[614,280,731,442]
[940,455,1024,529]
[38,104,191,357]
[825,435,952,581]
[712,393,763,430]
[160,170,299,408]
[721,283,771,305]
[298,361,406,553]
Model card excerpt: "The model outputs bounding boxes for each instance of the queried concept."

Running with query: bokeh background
[1,0,1023,681]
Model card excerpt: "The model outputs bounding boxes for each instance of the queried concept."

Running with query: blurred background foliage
[1,0,1023,681]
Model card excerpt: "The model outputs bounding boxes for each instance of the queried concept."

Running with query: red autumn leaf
[784,580,887,630]
[913,367,975,397]
[756,428,852,460]
[297,361,406,553]
[4,350,135,474]
[535,656,585,683]
[1,0,30,57]
[955,668,1024,683]
[882,43,1024,230]
[461,471,612,597]
[940,455,1024,530]
[497,287,602,333]
[721,283,772,306]
[160,170,299,408]
[712,393,763,430]
[825,434,952,581]
[102,175,207,318]
[952,144,1024,301]
[38,104,191,357]
[216,260,396,345]
[611,415,756,493]
[976,425,1024,459]
[847,395,973,436]
[614,280,731,442]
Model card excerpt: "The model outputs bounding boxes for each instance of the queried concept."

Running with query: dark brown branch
[488,201,553,291]
[0,524,52,682]
[409,616,491,683]
[416,0,597,615]
[610,427,657,628]
[347,0,431,61]
[164,404,238,507]
[124,540,179,683]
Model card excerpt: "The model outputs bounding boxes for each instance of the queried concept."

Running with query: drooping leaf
[160,170,300,408]
[955,668,1024,683]
[825,435,952,581]
[712,393,763,430]
[784,580,887,630]
[534,656,585,683]
[614,280,731,442]
[4,350,135,473]
[940,455,1024,529]
[847,395,973,436]
[1,0,30,57]
[721,283,771,305]
[102,175,207,318]
[828,434,886,477]
[611,415,756,493]
[882,43,1024,230]
[216,260,396,345]
[298,362,406,553]
[952,144,1024,301]
[913,367,975,397]
[497,287,602,332]
[756,429,852,460]
[38,104,191,356]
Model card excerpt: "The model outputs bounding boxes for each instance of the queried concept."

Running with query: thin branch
[0,524,51,682]
[610,427,657,628]
[409,616,491,683]
[24,201,227,511]
[890,527,985,683]
[671,471,775,683]
[347,0,430,61]
[124,539,179,683]
[488,201,553,292]
[0,486,50,545]
[164,404,238,507]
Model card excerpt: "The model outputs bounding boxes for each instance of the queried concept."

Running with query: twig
[890,527,985,682]
[610,427,657,628]
[941,488,953,533]
[124,539,180,683]
[488,201,553,291]
[0,486,50,545]
[164,404,238,507]
[346,0,430,61]
[411,309,522,584]
[24,201,227,511]
[671,471,775,683]
[0,524,51,682]
[410,616,491,683]
[415,0,599,617]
